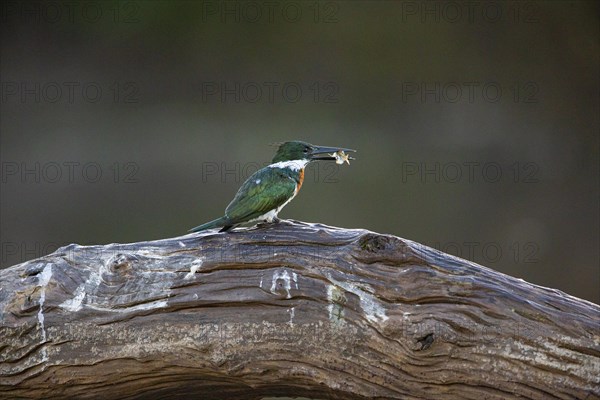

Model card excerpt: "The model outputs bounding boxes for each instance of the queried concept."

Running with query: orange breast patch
[297,168,304,192]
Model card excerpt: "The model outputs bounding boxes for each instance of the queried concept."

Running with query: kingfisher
[189,141,356,232]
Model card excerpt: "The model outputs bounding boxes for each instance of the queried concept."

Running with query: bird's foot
[256,217,286,228]
[272,217,293,224]
[273,218,295,226]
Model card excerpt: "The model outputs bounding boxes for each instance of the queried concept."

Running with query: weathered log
[0,221,598,399]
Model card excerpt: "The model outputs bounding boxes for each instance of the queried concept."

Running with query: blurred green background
[1,1,598,303]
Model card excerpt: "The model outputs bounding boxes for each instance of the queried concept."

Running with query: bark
[0,221,598,399]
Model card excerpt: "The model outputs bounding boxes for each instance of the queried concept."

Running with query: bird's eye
[303,148,309,153]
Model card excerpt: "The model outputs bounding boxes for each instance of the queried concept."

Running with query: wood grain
[1,221,598,399]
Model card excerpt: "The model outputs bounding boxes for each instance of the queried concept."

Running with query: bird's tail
[189,216,232,233]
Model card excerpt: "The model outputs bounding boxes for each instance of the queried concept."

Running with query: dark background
[1,1,598,304]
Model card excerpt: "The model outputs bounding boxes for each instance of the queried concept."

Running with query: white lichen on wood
[36,263,53,362]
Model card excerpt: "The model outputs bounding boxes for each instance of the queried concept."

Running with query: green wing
[224,167,297,222]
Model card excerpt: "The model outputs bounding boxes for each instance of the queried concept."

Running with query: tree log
[0,221,598,399]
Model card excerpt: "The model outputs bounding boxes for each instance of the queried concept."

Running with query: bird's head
[271,141,356,163]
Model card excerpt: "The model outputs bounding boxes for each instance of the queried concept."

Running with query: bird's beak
[309,145,357,161]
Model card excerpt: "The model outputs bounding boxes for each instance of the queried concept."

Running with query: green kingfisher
[189,141,356,232]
